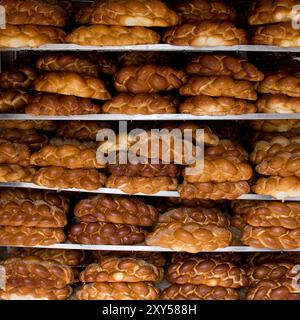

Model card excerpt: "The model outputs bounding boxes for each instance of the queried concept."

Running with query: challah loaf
[0,164,35,182]
[0,90,31,113]
[257,94,300,113]
[249,120,300,132]
[0,120,56,131]
[0,139,31,166]
[0,66,38,89]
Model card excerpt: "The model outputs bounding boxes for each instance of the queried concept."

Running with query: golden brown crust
[0,67,38,89]
[26,94,101,116]
[0,226,65,245]
[105,176,178,194]
[245,252,300,266]
[0,164,35,182]
[66,25,160,46]
[257,94,300,113]
[34,71,111,100]
[0,139,31,166]
[0,120,56,131]
[163,21,247,46]
[68,221,146,245]
[33,167,106,190]
[76,282,160,300]
[0,90,31,113]
[74,194,158,227]
[180,76,257,100]
[249,120,300,132]
[0,24,66,48]
[114,64,187,93]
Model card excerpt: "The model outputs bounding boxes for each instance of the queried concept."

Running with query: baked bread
[163,21,247,46]
[179,95,257,115]
[114,64,187,93]
[253,176,300,199]
[33,167,106,190]
[9,248,85,266]
[79,257,163,283]
[161,283,239,300]
[252,22,300,47]
[179,76,257,100]
[245,252,300,266]
[56,121,111,141]
[0,226,65,245]
[2,256,74,289]
[0,120,56,131]
[145,222,232,252]
[0,90,31,113]
[86,52,118,75]
[185,54,264,81]
[0,66,38,89]
[0,285,72,300]
[68,221,146,245]
[0,199,67,228]
[49,137,98,149]
[66,25,160,46]
[0,24,66,48]
[246,279,300,300]
[34,72,111,100]
[76,282,160,300]
[117,52,170,67]
[249,120,300,132]
[0,0,69,27]
[0,164,35,182]
[166,258,248,288]
[30,144,105,169]
[36,53,99,76]
[0,139,31,166]
[26,94,101,115]
[74,194,158,227]
[102,93,177,114]
[179,181,250,200]
[241,225,300,249]
[84,0,179,27]
[105,176,178,194]
[257,94,300,113]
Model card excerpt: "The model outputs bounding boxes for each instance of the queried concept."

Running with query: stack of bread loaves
[250,0,300,47]
[163,0,247,46]
[0,248,84,300]
[0,189,67,246]
[67,0,179,46]
[68,194,153,245]
[0,0,68,48]
[161,254,248,300]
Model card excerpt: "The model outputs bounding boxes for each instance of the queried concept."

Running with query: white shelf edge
[0,182,299,201]
[2,44,300,52]
[2,113,300,120]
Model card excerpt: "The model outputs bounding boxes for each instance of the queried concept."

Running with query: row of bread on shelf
[3,51,300,116]
[1,248,300,300]
[0,0,299,48]
[0,188,299,251]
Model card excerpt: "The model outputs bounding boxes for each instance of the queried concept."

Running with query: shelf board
[0,182,298,201]
[1,113,300,120]
[2,44,300,52]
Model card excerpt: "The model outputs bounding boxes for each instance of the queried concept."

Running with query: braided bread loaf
[0,24,66,48]
[186,54,264,81]
[30,144,105,169]
[252,22,300,47]
[85,0,179,27]
[0,66,38,89]
[166,258,248,288]
[114,64,187,93]
[245,252,300,266]
[76,282,160,300]
[161,283,239,300]
[257,94,300,113]
[80,257,163,283]
[68,221,146,245]
[145,222,232,252]
[163,21,247,46]
[205,140,249,161]
[180,76,257,100]
[246,279,300,300]
[0,90,31,113]
[241,225,300,249]
[33,167,106,190]
[66,25,160,46]
[102,93,177,114]
[86,52,118,75]
[0,164,35,182]
[117,52,170,67]
[0,0,69,27]
[74,194,158,227]
[250,120,300,132]
[0,285,72,300]
[170,252,242,265]
[179,181,250,200]
[2,256,74,289]
[0,139,31,166]
[0,120,56,131]
[0,226,65,245]
[35,72,111,100]
[253,176,300,199]
[179,95,257,116]
[105,176,178,194]
[36,53,99,77]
